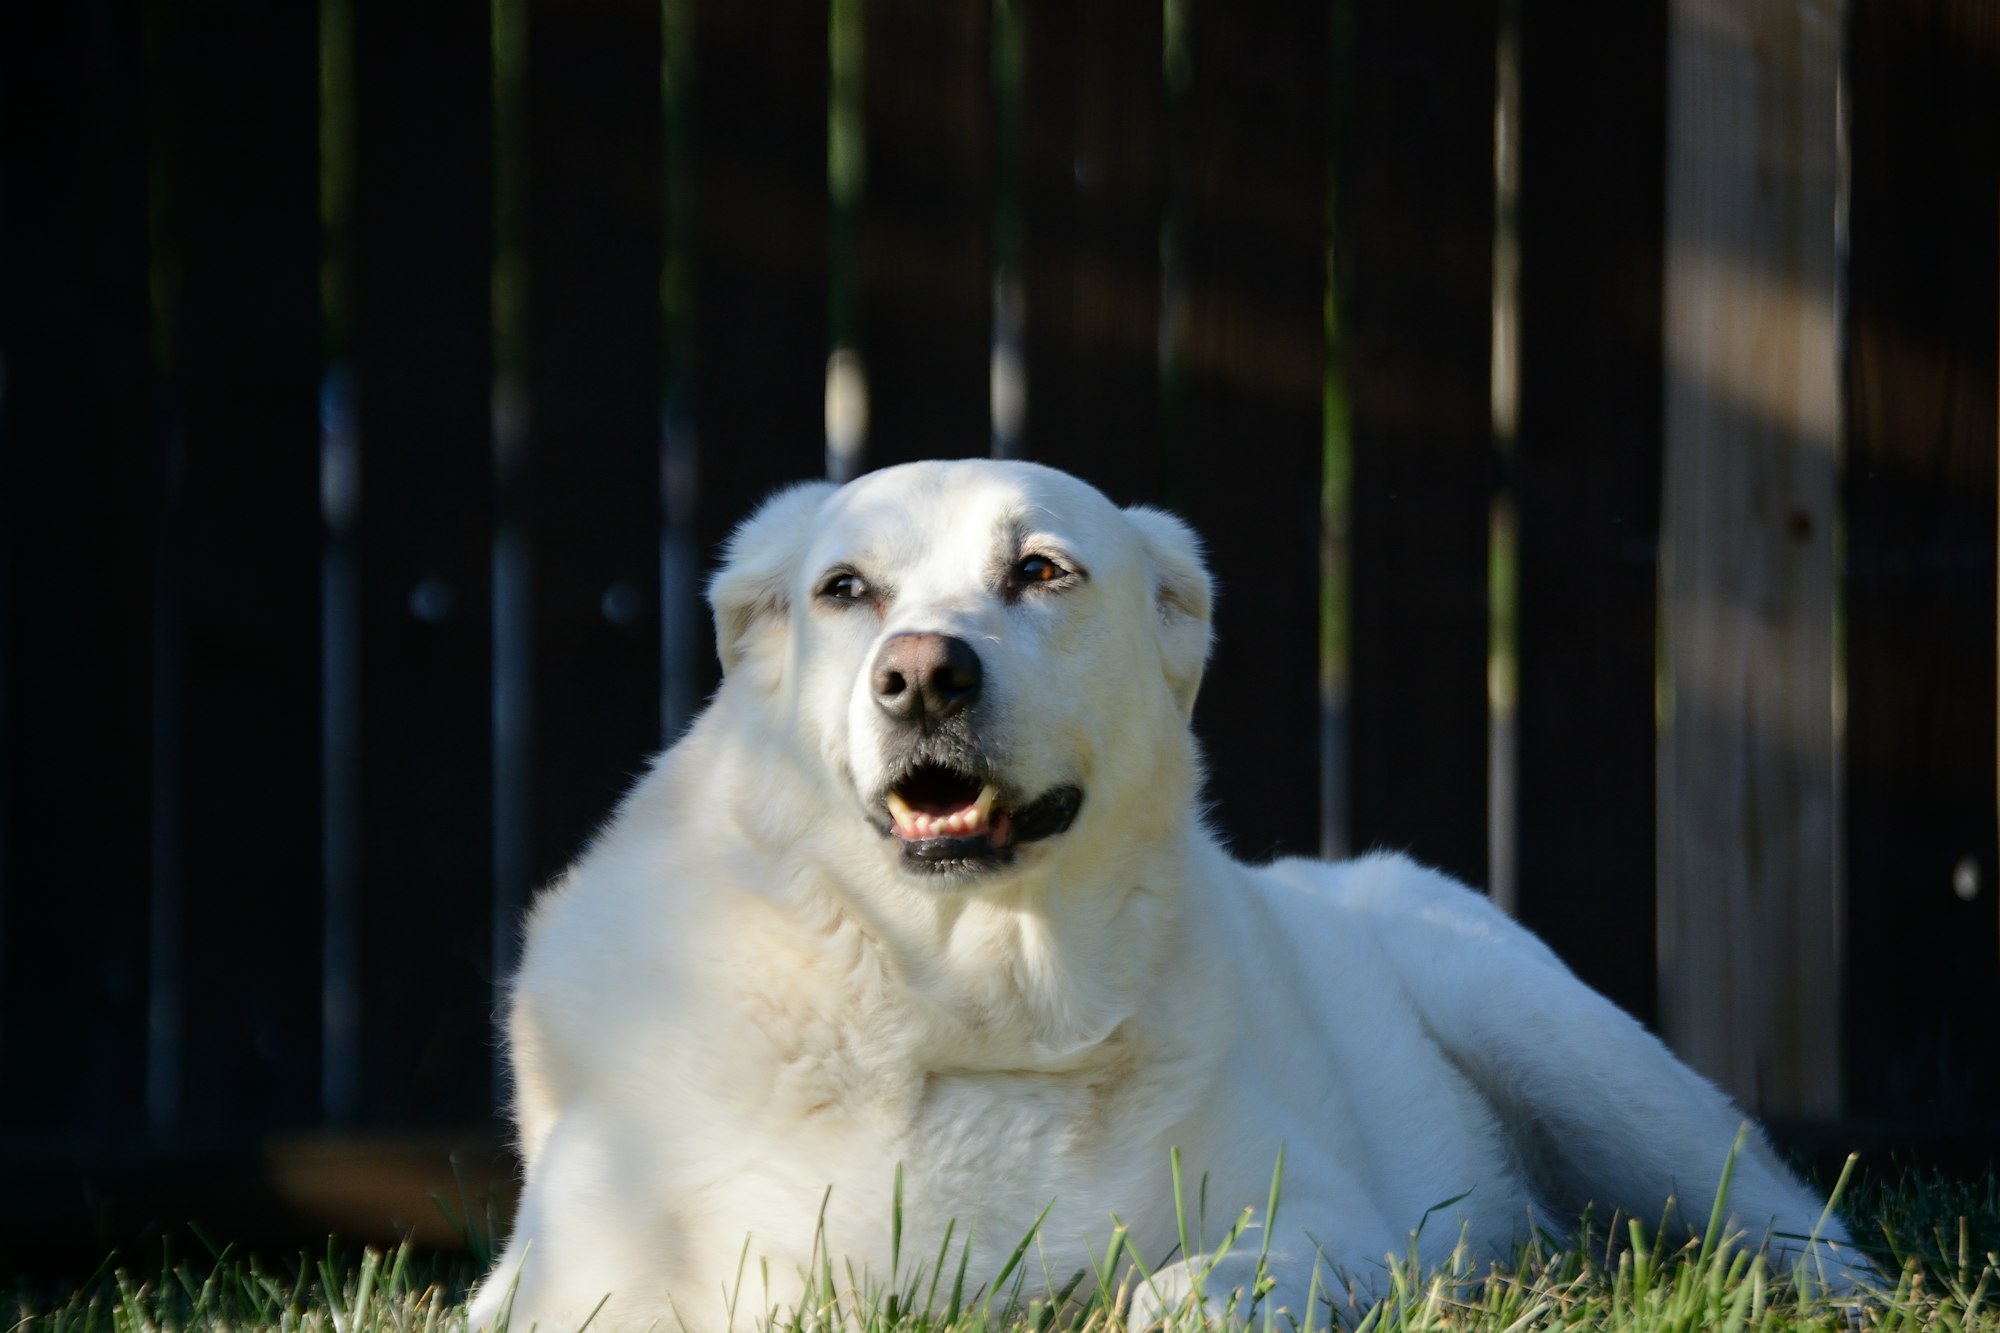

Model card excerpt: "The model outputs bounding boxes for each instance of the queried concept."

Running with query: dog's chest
[719,990,1159,1233]
[651,1016,1158,1312]
[754,1008,1147,1160]
[686,901,1186,1274]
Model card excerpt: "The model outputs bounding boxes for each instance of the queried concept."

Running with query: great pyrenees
[470,460,1858,1332]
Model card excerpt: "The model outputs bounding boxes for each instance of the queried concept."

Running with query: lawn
[8,1160,1997,1333]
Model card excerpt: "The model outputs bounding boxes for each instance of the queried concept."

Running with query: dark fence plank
[348,0,496,1127]
[1843,0,2000,1118]
[0,0,157,1138]
[689,0,831,700]
[1019,1,1165,497]
[1339,4,1494,888]
[155,0,325,1136]
[521,0,666,890]
[1169,3,1328,862]
[1512,4,1664,1026]
[859,0,992,468]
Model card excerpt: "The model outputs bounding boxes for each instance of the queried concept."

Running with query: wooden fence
[0,0,1994,1270]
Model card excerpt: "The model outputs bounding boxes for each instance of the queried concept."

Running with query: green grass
[9,1164,1997,1333]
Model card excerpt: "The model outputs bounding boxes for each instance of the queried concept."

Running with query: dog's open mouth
[886,765,1006,843]
[879,763,1082,874]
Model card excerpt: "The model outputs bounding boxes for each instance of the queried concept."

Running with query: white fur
[471,460,1860,1332]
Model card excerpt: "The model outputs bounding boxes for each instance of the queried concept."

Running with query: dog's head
[708,460,1212,883]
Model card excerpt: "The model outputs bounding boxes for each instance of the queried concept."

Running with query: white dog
[470,460,1858,1332]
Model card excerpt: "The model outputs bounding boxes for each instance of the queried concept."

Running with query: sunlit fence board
[1660,0,1842,1119]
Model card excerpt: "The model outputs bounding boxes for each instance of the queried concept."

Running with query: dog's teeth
[886,790,930,839]
[887,782,1005,842]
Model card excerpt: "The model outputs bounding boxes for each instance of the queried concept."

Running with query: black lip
[1009,784,1084,843]
[900,835,1016,874]
[882,783,1085,878]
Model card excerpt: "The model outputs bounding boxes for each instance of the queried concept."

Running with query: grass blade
[1701,1124,1749,1266]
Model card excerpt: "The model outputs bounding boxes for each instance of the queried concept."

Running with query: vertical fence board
[1512,4,1665,1027]
[0,0,157,1137]
[1339,3,1494,887]
[1019,1,1165,497]
[859,0,992,468]
[156,0,325,1135]
[1170,2,1328,861]
[349,0,496,1127]
[689,0,830,700]
[521,0,665,890]
[1660,0,1841,1118]
[1843,0,2000,1119]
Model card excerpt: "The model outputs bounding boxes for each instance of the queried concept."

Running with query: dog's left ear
[1123,505,1214,716]
[708,481,838,679]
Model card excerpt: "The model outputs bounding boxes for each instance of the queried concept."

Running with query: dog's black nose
[872,632,982,727]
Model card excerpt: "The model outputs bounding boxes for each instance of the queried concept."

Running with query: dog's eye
[1014,554,1070,587]
[818,571,868,602]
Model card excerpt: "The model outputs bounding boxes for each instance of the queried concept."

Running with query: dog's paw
[1126,1252,1281,1332]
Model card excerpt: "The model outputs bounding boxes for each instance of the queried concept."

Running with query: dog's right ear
[708,481,838,678]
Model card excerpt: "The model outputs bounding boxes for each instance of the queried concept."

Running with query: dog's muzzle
[865,634,1082,875]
